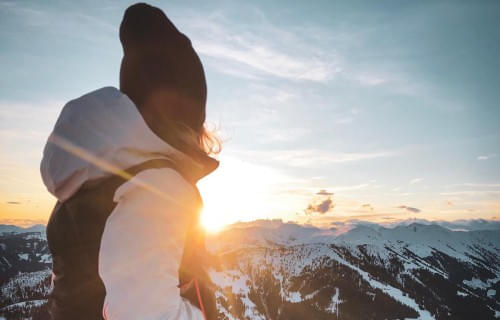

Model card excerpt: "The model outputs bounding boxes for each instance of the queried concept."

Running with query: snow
[303,289,320,300]
[285,291,302,303]
[462,277,499,290]
[1,270,51,304]
[0,299,47,311]
[39,253,52,263]
[210,221,499,271]
[25,233,46,240]
[209,269,250,296]
[209,269,266,319]
[325,248,436,320]
[487,289,496,297]
[327,287,343,317]
[207,221,499,319]
[17,253,29,261]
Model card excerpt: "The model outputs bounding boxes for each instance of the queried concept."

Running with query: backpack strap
[76,157,196,199]
[118,158,195,187]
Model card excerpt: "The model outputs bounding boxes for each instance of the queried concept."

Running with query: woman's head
[119,3,219,158]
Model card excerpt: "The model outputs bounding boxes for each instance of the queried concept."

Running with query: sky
[1,0,499,230]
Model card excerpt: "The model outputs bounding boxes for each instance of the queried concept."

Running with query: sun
[197,155,291,233]
[200,204,229,233]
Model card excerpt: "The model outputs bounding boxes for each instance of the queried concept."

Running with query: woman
[40,3,219,319]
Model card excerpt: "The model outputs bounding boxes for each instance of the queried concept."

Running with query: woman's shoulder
[58,87,129,121]
[113,166,200,206]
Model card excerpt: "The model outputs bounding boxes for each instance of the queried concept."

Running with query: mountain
[0,225,46,236]
[205,221,500,320]
[0,225,51,319]
[0,222,499,319]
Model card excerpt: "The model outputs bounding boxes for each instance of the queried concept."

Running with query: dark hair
[119,3,220,157]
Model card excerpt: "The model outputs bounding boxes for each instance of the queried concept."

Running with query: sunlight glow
[197,155,293,232]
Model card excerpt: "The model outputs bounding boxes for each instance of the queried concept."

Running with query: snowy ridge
[0,225,46,237]
[207,220,500,319]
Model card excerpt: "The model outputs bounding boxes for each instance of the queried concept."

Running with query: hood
[41,86,218,201]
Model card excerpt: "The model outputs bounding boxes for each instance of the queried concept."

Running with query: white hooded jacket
[41,86,216,319]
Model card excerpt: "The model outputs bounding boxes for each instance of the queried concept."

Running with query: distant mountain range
[1,221,499,319]
[0,225,46,235]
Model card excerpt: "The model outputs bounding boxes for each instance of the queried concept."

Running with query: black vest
[46,159,217,319]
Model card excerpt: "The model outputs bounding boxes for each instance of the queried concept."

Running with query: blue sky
[1,0,499,228]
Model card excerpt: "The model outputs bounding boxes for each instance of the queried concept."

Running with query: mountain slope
[207,222,500,319]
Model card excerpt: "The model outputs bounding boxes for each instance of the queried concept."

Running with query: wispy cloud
[235,149,395,167]
[446,183,500,188]
[361,203,374,211]
[440,191,500,196]
[397,205,421,213]
[279,183,374,197]
[357,73,386,86]
[335,108,359,125]
[198,40,332,81]
[316,189,334,196]
[0,2,116,45]
[477,153,497,160]
[180,10,339,82]
[410,178,423,184]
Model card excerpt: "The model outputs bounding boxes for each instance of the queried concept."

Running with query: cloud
[305,189,335,215]
[361,203,374,211]
[316,189,334,196]
[410,178,423,184]
[335,108,359,125]
[397,205,421,213]
[440,191,500,196]
[180,10,339,82]
[235,149,395,167]
[335,117,354,124]
[306,198,335,215]
[447,183,500,188]
[357,73,386,86]
[6,201,21,205]
[477,154,497,160]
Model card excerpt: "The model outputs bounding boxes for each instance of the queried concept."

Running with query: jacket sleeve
[98,168,205,320]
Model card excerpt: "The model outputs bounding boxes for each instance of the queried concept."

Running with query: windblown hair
[174,120,222,158]
[142,108,221,162]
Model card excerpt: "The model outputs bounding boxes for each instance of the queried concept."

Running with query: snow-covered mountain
[0,225,46,236]
[1,221,499,319]
[205,221,500,320]
[0,226,51,319]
